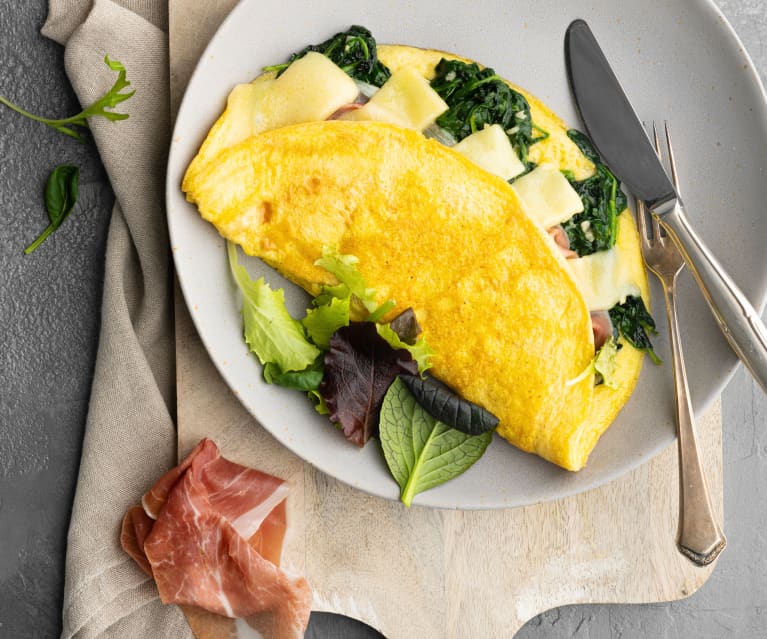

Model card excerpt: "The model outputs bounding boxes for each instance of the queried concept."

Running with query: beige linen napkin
[42,1,193,637]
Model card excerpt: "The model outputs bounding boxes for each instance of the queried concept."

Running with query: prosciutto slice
[121,439,311,639]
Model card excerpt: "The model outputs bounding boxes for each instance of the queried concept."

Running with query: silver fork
[636,122,726,566]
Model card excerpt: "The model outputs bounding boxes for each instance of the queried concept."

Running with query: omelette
[182,37,653,472]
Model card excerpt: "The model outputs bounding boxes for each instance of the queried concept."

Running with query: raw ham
[121,438,311,639]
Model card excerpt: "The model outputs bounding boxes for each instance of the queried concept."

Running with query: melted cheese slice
[512,163,584,228]
[453,124,525,181]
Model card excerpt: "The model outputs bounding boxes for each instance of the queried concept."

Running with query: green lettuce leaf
[566,336,620,389]
[380,377,493,507]
[314,247,393,316]
[227,241,320,372]
[302,295,350,349]
[376,323,434,373]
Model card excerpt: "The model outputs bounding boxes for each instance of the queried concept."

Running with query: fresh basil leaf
[227,241,320,371]
[400,374,498,435]
[380,377,493,507]
[320,322,419,446]
[609,296,661,364]
[25,164,80,254]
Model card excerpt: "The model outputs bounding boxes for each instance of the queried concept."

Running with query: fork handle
[657,201,767,394]
[664,282,727,565]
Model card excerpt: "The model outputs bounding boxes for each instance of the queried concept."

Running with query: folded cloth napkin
[42,1,193,637]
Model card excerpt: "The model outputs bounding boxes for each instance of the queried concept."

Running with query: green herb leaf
[376,323,434,373]
[430,58,546,170]
[263,358,324,391]
[320,323,419,446]
[609,296,661,364]
[0,56,134,142]
[227,241,320,371]
[400,374,498,435]
[301,295,351,349]
[380,377,493,507]
[562,130,627,256]
[314,247,392,316]
[566,336,621,389]
[25,164,80,254]
[265,25,391,87]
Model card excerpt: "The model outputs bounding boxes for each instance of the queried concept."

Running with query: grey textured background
[0,1,765,638]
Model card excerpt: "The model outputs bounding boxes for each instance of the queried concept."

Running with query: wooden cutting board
[169,2,724,636]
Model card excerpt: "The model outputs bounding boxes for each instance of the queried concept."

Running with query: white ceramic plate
[167,0,767,508]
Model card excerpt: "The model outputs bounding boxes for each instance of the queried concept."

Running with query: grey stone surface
[0,1,764,638]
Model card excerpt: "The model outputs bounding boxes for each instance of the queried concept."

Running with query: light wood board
[169,2,724,636]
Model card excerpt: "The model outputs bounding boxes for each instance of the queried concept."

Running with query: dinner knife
[565,18,767,394]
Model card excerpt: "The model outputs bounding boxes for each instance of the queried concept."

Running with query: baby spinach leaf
[562,130,628,256]
[380,377,493,507]
[609,296,661,364]
[320,322,418,446]
[227,242,320,372]
[400,374,498,435]
[263,357,324,391]
[264,25,391,87]
[430,58,546,169]
[25,164,80,254]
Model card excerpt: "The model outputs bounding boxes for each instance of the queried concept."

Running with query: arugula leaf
[430,58,547,169]
[264,25,391,87]
[25,165,79,254]
[562,130,628,256]
[609,296,661,365]
[320,322,419,446]
[227,242,320,372]
[380,377,493,507]
[0,56,134,141]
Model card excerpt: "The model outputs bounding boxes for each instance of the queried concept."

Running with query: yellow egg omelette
[182,42,652,471]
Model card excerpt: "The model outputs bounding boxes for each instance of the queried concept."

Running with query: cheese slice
[452,124,525,181]
[341,67,448,131]
[512,163,584,228]
[566,246,642,311]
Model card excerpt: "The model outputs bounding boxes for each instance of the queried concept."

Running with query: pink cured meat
[121,438,311,639]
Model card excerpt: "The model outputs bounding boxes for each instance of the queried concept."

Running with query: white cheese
[223,51,359,148]
[511,163,584,228]
[341,67,448,131]
[452,124,526,181]
[566,246,642,311]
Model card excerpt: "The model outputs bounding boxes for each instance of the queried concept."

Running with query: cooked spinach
[561,130,628,256]
[609,296,661,364]
[264,25,391,87]
[430,58,547,169]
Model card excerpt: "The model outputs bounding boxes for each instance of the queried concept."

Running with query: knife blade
[564,19,676,209]
[564,18,767,394]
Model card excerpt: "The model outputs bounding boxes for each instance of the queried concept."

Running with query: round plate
[167,0,767,508]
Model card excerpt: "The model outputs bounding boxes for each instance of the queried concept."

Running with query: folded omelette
[182,43,651,471]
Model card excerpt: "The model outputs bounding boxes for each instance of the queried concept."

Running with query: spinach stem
[24,224,55,254]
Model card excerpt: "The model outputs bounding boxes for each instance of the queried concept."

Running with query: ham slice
[121,438,311,639]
